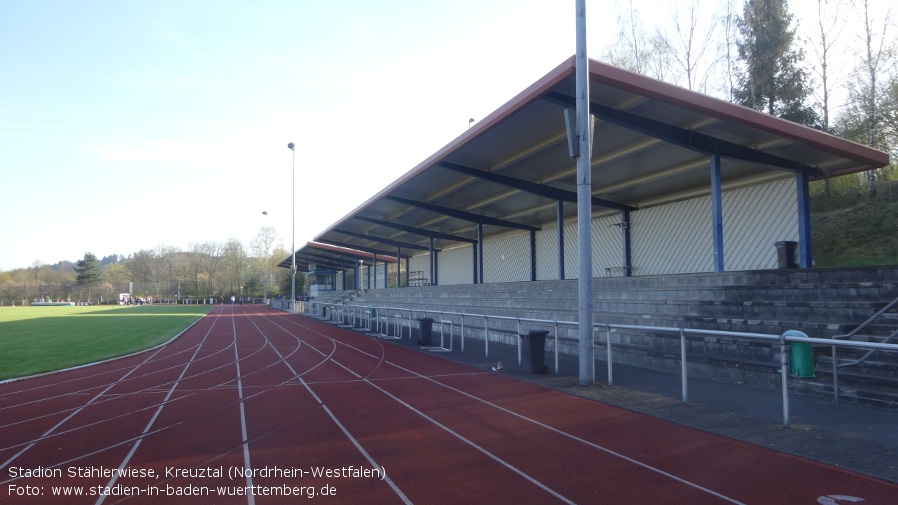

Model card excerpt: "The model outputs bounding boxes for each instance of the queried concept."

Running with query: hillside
[811,180,898,267]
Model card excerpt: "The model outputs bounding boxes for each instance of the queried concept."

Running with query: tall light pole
[287,142,296,312]
[575,0,594,386]
[262,210,268,303]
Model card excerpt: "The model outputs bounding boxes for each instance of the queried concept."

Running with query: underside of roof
[285,57,888,270]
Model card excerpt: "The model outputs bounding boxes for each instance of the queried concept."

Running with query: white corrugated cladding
[631,197,715,275]
[483,232,531,283]
[397,179,796,284]
[723,178,798,270]
[439,244,474,285]
[535,228,558,280]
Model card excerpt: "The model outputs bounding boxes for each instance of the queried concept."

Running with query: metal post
[711,154,725,272]
[484,316,489,357]
[780,334,791,428]
[680,329,688,403]
[606,325,613,386]
[554,321,560,374]
[575,0,594,386]
[287,142,296,312]
[557,200,565,280]
[832,344,840,404]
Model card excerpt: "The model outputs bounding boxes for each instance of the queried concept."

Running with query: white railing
[294,301,898,428]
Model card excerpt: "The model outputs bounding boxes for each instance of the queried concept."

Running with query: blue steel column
[530,230,537,281]
[711,154,725,272]
[405,257,410,287]
[621,209,632,276]
[796,170,813,268]
[471,241,478,284]
[557,200,565,280]
[396,246,401,289]
[477,223,484,284]
[428,237,436,284]
[433,250,439,286]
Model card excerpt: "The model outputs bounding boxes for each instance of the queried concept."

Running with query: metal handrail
[301,300,898,427]
[829,294,898,403]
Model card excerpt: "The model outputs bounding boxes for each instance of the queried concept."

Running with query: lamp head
[287,142,295,151]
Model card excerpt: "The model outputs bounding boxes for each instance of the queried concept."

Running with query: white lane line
[263,337,412,505]
[95,336,208,505]
[0,342,172,471]
[386,361,745,505]
[275,318,574,502]
[232,308,256,505]
[300,320,745,505]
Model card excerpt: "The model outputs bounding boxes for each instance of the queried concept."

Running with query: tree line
[606,0,898,197]
[0,226,305,305]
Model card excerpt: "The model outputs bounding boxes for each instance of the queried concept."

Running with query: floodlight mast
[288,142,296,312]
[262,211,268,303]
[575,0,594,386]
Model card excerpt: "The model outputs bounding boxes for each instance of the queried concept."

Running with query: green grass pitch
[0,305,212,380]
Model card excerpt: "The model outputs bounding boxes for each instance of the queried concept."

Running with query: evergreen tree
[733,0,819,127]
[74,252,102,303]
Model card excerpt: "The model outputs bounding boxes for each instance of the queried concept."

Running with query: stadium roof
[282,56,888,270]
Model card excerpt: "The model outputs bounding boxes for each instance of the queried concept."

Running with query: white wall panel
[438,245,474,286]
[388,179,796,283]
[723,178,798,270]
[632,197,714,275]
[535,227,559,280]
[483,232,530,283]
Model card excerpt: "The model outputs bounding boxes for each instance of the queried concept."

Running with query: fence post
[780,334,790,428]
[554,321,560,374]
[680,328,688,403]
[832,344,840,404]
[606,325,613,386]
[484,316,489,358]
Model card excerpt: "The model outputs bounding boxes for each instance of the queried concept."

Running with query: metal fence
[288,300,898,428]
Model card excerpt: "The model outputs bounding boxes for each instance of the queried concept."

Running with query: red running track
[0,304,896,504]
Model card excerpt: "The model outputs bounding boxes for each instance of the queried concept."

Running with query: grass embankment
[811,193,898,267]
[0,305,211,380]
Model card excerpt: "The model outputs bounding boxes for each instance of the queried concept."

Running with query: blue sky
[1,0,614,270]
[0,0,861,270]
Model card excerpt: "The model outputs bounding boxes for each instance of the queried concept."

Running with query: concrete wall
[357,266,898,386]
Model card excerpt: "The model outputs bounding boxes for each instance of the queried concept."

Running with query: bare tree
[837,0,894,196]
[665,0,721,92]
[603,0,669,79]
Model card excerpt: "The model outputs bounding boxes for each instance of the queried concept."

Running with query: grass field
[0,304,212,380]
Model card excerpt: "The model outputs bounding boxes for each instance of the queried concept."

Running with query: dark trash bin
[417,317,434,346]
[322,306,327,317]
[775,241,798,269]
[521,330,550,374]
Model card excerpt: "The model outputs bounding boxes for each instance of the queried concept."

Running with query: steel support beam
[711,154,725,272]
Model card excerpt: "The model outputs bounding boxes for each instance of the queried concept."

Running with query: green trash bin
[785,330,814,378]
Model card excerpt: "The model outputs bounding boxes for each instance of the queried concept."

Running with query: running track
[0,304,895,504]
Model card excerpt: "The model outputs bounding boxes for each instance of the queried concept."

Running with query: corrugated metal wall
[439,245,474,286]
[394,179,797,285]
[483,232,530,283]
[723,178,798,270]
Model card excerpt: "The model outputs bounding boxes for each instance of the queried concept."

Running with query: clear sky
[0,0,876,271]
[1,0,621,270]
